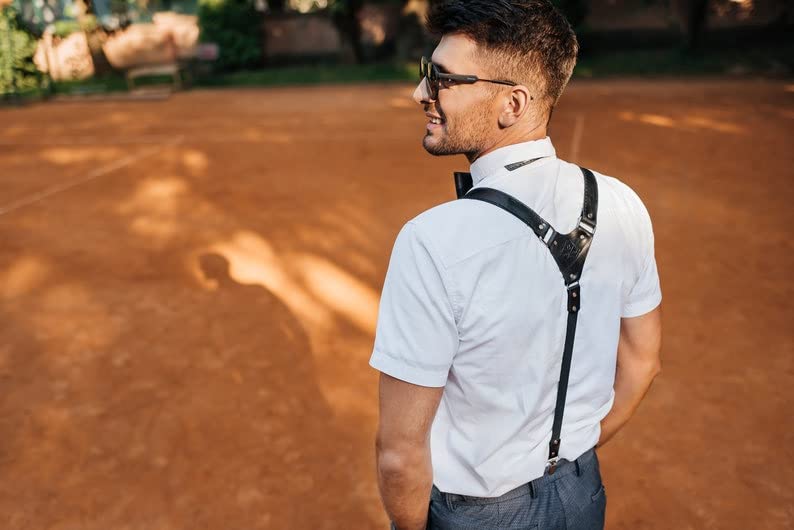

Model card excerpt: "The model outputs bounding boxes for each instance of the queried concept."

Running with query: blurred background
[1,1,793,530]
[0,0,792,98]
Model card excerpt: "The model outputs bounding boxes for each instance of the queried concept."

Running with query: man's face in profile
[413,34,499,159]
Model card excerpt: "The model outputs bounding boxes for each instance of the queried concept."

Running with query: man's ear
[498,84,533,128]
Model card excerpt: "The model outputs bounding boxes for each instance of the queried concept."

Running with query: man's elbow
[376,437,424,477]
[377,449,411,478]
[621,353,662,381]
[649,342,663,377]
[645,354,662,381]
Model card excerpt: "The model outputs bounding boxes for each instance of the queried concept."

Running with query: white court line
[0,139,181,217]
[0,131,405,146]
[0,135,290,146]
[0,135,176,146]
[570,114,585,162]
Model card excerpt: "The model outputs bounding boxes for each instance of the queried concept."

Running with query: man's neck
[466,124,548,164]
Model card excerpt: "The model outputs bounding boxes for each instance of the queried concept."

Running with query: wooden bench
[126,62,183,91]
[124,43,218,92]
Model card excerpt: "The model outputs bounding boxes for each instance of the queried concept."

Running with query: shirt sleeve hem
[369,349,449,388]
[621,292,662,318]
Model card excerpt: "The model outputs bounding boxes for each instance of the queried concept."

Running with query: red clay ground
[0,79,792,529]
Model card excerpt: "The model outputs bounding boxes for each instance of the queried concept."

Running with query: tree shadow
[0,249,382,528]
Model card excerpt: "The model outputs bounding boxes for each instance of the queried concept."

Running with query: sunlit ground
[0,79,792,529]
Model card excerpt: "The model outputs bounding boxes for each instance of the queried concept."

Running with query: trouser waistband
[433,446,597,505]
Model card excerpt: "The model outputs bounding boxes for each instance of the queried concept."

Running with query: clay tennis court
[1,78,792,529]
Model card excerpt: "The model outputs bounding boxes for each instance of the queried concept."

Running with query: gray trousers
[424,447,605,530]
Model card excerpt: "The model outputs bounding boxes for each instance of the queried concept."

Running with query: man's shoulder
[587,166,651,217]
[582,165,655,246]
[404,198,530,269]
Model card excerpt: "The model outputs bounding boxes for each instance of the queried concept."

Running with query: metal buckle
[540,226,554,246]
[578,218,595,235]
[546,456,560,475]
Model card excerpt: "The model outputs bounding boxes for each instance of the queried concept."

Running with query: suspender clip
[546,456,560,475]
[578,218,595,235]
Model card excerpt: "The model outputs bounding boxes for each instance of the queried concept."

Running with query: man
[369,1,663,529]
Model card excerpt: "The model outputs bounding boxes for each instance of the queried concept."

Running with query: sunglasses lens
[419,57,438,100]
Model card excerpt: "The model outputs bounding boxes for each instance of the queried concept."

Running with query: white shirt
[369,136,662,497]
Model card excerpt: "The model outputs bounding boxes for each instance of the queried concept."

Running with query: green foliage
[198,0,263,71]
[573,43,794,78]
[0,7,40,95]
[53,15,99,38]
[196,61,414,86]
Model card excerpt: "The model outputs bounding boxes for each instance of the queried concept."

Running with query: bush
[198,0,263,71]
[0,7,40,95]
[53,15,99,38]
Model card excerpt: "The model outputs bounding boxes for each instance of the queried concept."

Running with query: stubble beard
[422,103,492,159]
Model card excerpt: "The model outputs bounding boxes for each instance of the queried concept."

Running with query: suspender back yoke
[458,165,599,474]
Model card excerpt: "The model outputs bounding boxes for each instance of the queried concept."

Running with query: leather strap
[461,166,599,473]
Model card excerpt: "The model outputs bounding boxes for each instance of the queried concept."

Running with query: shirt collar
[469,137,557,186]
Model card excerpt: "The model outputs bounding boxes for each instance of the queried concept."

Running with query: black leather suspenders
[456,165,599,474]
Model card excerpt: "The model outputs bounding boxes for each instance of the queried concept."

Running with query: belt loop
[529,480,536,499]
[443,492,455,511]
[574,458,582,477]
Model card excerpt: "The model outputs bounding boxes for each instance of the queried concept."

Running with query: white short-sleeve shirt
[369,136,662,497]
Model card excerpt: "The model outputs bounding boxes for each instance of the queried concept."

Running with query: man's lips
[426,112,444,131]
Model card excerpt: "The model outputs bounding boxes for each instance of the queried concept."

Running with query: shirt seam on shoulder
[406,221,465,331]
[446,232,535,269]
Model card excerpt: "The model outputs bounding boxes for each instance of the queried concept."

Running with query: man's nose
[412,78,433,105]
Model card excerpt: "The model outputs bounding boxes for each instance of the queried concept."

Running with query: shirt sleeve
[369,221,459,387]
[621,193,662,318]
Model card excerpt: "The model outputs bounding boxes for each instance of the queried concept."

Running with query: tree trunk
[269,0,287,12]
[333,0,364,64]
[672,0,710,51]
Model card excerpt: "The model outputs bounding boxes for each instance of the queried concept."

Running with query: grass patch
[52,74,129,95]
[195,62,416,88]
[197,45,793,89]
[574,44,794,78]
[53,73,181,94]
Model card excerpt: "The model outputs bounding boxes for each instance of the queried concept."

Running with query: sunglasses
[419,56,519,100]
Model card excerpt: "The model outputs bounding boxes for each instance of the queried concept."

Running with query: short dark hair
[427,0,579,118]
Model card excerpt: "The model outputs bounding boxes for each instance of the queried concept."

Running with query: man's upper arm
[370,221,457,453]
[618,305,662,370]
[376,373,444,453]
[621,185,662,318]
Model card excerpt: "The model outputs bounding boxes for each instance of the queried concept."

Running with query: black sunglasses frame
[419,56,519,100]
